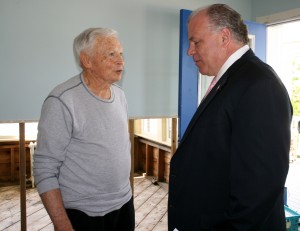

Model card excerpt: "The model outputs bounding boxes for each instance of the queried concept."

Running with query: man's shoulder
[49,74,82,98]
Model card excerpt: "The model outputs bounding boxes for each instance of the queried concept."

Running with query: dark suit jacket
[168,50,292,231]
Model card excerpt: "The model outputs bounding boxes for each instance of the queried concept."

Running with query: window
[0,122,38,140]
[138,118,175,145]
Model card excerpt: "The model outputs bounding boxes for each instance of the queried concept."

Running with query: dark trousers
[66,197,135,231]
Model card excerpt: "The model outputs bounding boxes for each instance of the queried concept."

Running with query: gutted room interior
[1,0,300,230]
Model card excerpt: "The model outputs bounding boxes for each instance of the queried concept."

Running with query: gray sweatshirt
[33,74,132,216]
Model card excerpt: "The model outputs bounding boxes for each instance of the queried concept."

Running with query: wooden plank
[136,194,168,231]
[135,186,168,229]
[133,177,152,198]
[39,223,54,231]
[0,186,19,206]
[26,208,52,231]
[139,138,171,152]
[0,185,16,193]
[152,211,168,231]
[134,183,161,210]
[134,176,145,187]
[19,122,26,231]
[0,198,20,221]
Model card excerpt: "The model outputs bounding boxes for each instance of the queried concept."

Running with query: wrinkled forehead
[95,36,122,50]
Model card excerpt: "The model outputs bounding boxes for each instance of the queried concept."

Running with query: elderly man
[34,28,134,231]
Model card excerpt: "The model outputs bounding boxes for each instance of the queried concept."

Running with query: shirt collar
[215,45,250,82]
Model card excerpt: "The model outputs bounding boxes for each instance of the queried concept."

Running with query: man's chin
[197,66,206,75]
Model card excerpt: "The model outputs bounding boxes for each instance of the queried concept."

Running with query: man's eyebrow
[189,36,201,43]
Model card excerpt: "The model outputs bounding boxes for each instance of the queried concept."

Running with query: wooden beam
[146,145,153,176]
[134,136,139,173]
[19,122,27,230]
[11,147,15,182]
[158,149,165,182]
[171,118,178,156]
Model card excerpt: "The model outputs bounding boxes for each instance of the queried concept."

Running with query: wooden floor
[1,160,299,231]
[0,176,168,231]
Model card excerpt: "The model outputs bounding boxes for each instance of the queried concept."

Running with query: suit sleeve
[227,76,291,229]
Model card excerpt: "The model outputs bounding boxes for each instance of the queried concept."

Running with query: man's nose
[116,54,124,64]
[187,44,195,56]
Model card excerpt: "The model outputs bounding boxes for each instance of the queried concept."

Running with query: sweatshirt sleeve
[33,96,73,195]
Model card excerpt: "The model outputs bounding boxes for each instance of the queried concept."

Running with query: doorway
[267,20,300,213]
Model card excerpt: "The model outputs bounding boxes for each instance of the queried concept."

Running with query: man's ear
[220,28,231,47]
[80,52,92,68]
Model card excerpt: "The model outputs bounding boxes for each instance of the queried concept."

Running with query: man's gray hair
[189,4,249,45]
[73,27,118,67]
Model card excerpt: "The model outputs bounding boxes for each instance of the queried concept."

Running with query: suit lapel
[178,74,229,146]
[177,49,256,148]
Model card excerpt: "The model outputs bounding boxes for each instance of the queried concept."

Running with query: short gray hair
[73,27,118,67]
[189,4,249,45]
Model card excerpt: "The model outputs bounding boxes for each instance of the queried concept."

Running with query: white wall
[252,0,300,21]
[0,0,252,121]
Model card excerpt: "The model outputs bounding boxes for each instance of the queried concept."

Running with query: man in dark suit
[168,4,292,231]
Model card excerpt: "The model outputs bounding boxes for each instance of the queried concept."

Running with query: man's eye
[106,52,123,60]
